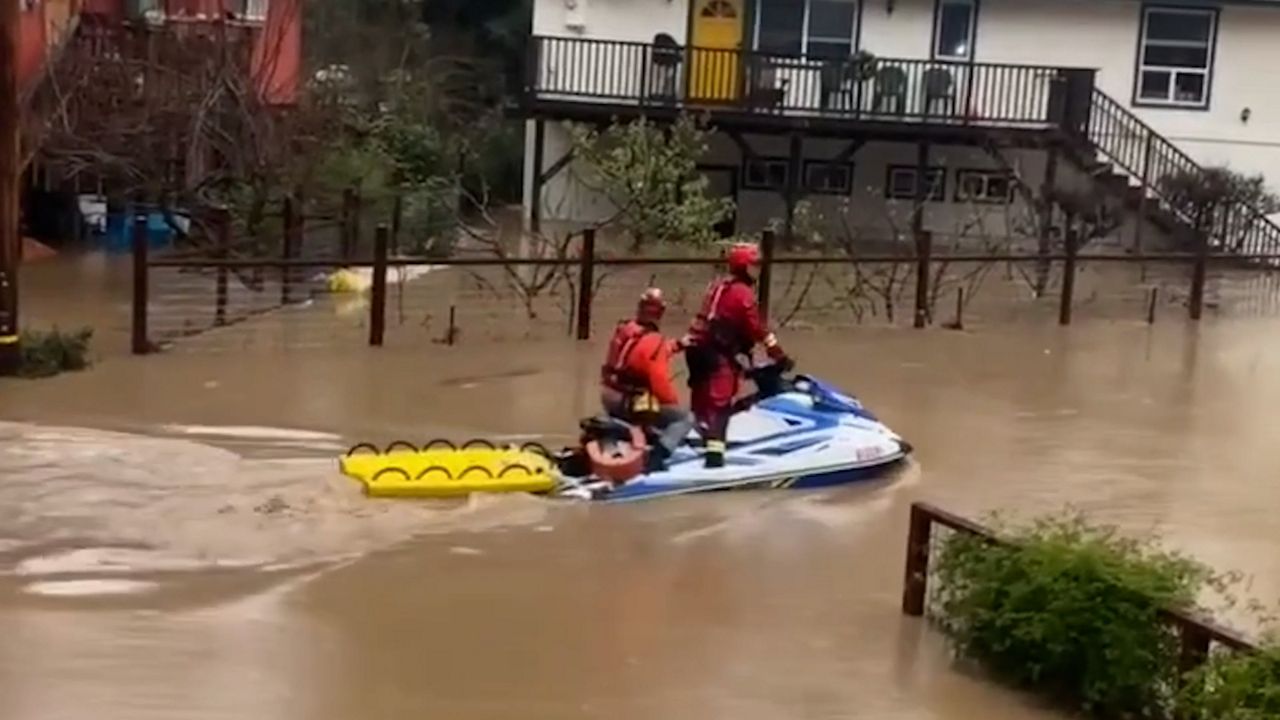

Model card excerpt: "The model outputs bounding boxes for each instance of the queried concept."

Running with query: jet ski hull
[553,372,912,502]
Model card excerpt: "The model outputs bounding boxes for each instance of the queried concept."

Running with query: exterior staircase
[1071,89,1280,261]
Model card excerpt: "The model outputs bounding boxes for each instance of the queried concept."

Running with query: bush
[1179,644,1280,720]
[18,327,93,379]
[933,512,1210,718]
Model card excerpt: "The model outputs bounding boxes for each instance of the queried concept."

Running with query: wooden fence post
[281,194,298,305]
[1060,225,1078,326]
[131,211,150,355]
[1189,207,1208,320]
[369,224,389,347]
[575,228,596,341]
[902,503,933,617]
[214,208,230,326]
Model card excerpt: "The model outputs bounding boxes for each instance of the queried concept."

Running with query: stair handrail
[1087,88,1280,257]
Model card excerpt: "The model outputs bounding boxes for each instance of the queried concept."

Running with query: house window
[886,165,946,201]
[804,161,854,195]
[1136,6,1216,108]
[743,157,791,191]
[933,0,976,61]
[955,170,1013,204]
[755,0,859,58]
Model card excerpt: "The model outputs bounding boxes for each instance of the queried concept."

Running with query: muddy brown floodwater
[2,257,1280,719]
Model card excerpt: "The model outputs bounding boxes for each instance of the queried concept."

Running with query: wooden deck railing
[527,35,1095,129]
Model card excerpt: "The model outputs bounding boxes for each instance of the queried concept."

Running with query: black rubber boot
[703,440,726,469]
[645,446,671,473]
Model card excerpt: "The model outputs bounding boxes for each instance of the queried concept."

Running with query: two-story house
[520,0,1280,257]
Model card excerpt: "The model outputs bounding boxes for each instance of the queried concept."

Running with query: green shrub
[1178,644,1280,720]
[18,327,93,379]
[933,512,1210,718]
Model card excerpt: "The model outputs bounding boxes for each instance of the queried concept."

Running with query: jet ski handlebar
[733,358,797,412]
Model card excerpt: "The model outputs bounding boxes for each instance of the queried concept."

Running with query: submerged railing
[527,35,1093,129]
[901,502,1257,677]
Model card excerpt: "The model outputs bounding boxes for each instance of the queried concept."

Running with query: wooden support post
[1037,147,1059,297]
[1147,286,1159,325]
[369,224,389,347]
[954,287,965,330]
[1189,207,1208,321]
[530,119,546,235]
[575,228,596,341]
[0,0,19,374]
[913,141,931,329]
[447,305,457,346]
[214,209,230,326]
[131,211,151,355]
[902,503,933,617]
[1060,224,1078,326]
[783,132,804,244]
[758,229,776,321]
[1177,623,1213,682]
[1134,133,1154,262]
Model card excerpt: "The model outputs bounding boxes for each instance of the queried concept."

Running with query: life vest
[601,319,658,394]
[689,277,752,355]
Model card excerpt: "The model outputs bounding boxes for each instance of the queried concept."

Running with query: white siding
[533,0,690,43]
[974,0,1280,179]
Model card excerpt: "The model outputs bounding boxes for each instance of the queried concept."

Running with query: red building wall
[16,2,49,93]
[251,0,300,105]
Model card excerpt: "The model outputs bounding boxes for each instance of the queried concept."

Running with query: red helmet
[637,287,666,322]
[726,243,761,272]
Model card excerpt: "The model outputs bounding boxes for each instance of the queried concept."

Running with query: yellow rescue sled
[339,440,558,498]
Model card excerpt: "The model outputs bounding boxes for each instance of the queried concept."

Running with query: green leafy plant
[18,327,94,379]
[570,114,734,251]
[1178,643,1280,720]
[933,511,1211,718]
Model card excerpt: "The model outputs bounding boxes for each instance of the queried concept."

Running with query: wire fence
[128,210,1280,354]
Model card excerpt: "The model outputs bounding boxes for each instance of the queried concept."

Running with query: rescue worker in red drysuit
[681,243,791,468]
[600,288,695,472]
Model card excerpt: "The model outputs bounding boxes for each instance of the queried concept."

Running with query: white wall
[533,0,690,43]
[524,120,621,234]
[974,0,1280,181]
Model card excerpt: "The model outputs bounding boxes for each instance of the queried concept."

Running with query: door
[689,0,745,102]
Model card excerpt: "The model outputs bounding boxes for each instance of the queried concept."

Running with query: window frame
[954,169,1014,205]
[751,0,862,59]
[742,156,791,191]
[1132,4,1218,111]
[803,160,856,195]
[885,165,947,202]
[931,0,979,62]
[741,156,856,195]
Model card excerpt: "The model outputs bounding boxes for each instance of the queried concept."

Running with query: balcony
[526,35,1096,136]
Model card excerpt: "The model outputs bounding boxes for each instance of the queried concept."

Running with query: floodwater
[3,255,1280,719]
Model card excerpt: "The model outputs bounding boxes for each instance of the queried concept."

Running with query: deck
[522,35,1097,143]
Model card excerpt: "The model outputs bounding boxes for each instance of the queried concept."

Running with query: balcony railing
[527,35,1095,129]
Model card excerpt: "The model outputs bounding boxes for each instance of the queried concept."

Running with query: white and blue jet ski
[552,361,912,502]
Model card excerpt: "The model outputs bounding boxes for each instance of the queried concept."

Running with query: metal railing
[901,502,1257,679]
[528,35,1091,128]
[1087,90,1280,259]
